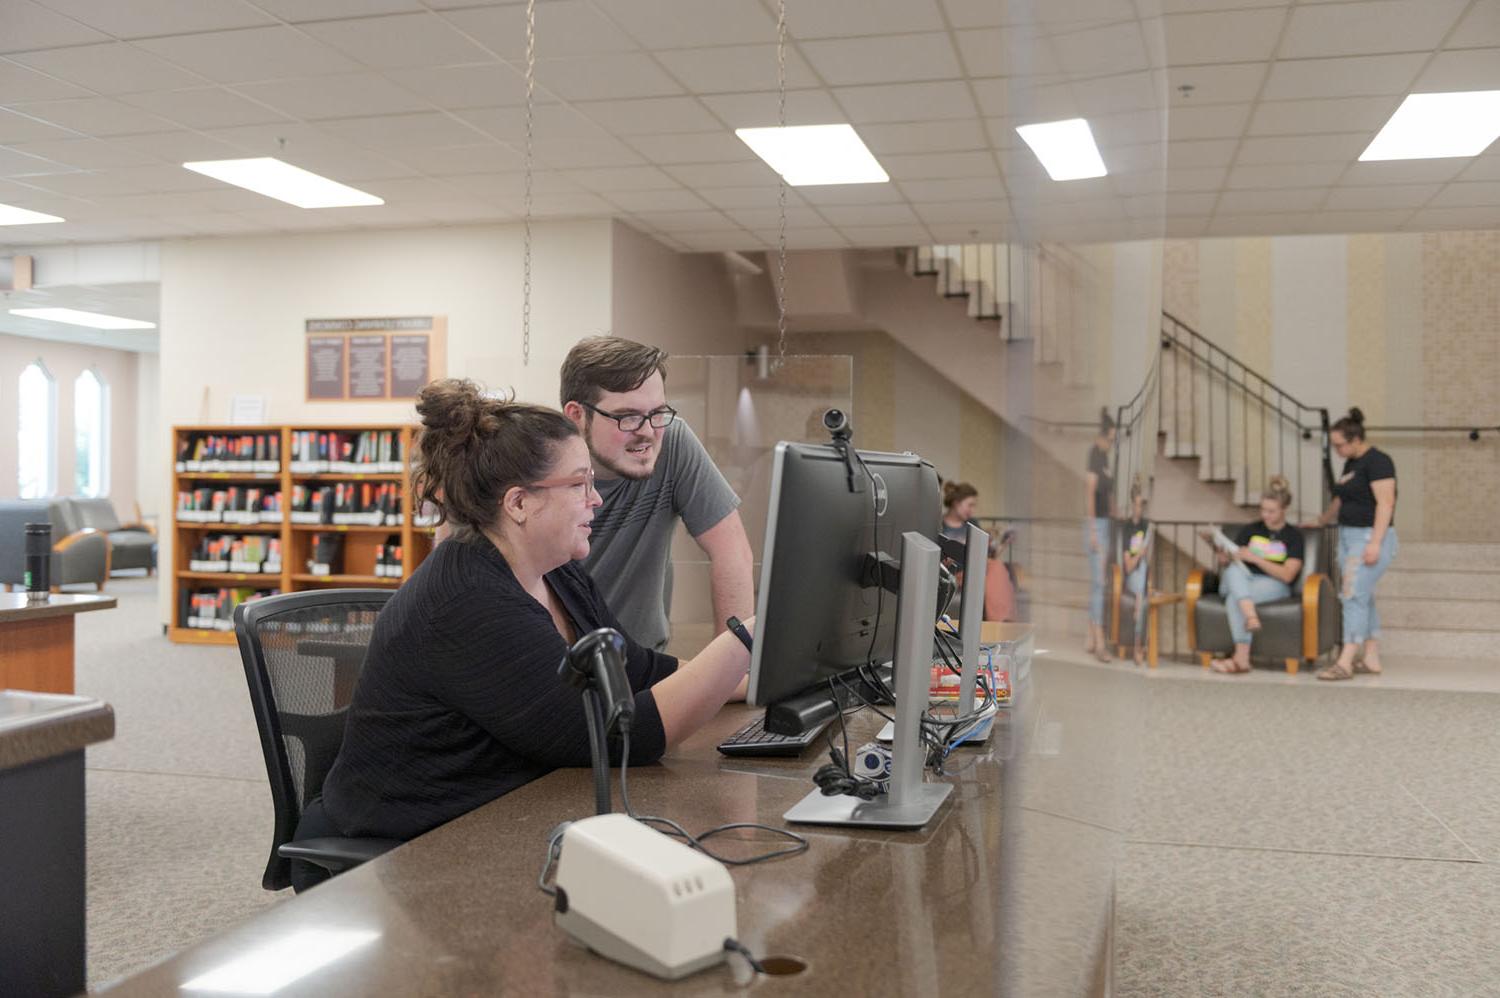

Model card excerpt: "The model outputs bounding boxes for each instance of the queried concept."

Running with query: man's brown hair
[560,335,669,409]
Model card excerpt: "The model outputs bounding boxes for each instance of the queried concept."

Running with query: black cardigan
[322,535,678,841]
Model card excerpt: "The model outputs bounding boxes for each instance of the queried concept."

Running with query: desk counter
[0,592,116,695]
[102,657,1146,998]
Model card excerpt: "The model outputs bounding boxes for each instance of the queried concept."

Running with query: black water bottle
[24,522,50,602]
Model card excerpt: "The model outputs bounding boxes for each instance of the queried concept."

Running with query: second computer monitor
[746,442,941,708]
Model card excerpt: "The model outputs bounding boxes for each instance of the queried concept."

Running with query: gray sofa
[73,497,156,574]
[0,499,111,591]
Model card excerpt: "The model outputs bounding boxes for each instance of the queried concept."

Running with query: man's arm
[695,510,755,702]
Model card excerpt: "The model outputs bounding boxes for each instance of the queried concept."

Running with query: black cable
[536,823,566,897]
[619,728,809,866]
[582,689,611,815]
[723,937,765,975]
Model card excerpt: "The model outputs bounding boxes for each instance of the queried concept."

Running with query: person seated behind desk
[1198,476,1305,675]
[291,379,753,890]
[939,480,1015,622]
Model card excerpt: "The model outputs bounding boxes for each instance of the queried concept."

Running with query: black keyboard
[717,713,832,757]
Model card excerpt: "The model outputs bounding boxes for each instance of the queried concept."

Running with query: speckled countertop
[0,690,115,770]
[0,592,116,623]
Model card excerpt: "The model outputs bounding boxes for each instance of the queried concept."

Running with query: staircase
[1374,542,1500,660]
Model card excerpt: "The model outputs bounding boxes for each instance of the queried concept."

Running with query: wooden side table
[1118,591,1183,668]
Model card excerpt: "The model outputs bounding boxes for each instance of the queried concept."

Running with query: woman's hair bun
[1265,474,1293,508]
[1346,406,1365,424]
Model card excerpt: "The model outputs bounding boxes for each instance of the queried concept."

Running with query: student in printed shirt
[1120,480,1153,666]
[1305,407,1398,681]
[1198,476,1304,675]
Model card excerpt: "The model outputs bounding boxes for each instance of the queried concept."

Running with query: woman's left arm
[1366,478,1396,565]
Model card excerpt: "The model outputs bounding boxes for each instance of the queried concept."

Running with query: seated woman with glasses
[290,378,753,889]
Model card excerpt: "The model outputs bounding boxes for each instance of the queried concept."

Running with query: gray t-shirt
[580,420,740,651]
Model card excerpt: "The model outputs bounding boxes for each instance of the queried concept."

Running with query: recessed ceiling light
[734,124,889,186]
[182,157,384,208]
[0,204,64,225]
[1015,118,1108,181]
[1360,91,1500,161]
[9,307,156,330]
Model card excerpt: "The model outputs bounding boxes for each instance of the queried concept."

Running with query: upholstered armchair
[1185,529,1340,674]
[72,497,157,574]
[0,499,111,591]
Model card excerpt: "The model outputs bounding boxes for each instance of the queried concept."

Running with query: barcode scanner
[559,628,634,735]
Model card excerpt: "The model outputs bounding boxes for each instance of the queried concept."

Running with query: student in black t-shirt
[1198,476,1305,674]
[1119,479,1153,666]
[291,380,755,889]
[1083,408,1117,663]
[1306,407,1398,680]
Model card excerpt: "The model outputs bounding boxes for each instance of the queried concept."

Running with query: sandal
[1354,654,1382,675]
[1210,657,1249,674]
[1317,660,1354,681]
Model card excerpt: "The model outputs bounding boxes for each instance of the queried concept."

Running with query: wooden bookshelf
[168,423,432,645]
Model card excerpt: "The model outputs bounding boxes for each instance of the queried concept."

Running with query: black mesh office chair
[235,588,401,891]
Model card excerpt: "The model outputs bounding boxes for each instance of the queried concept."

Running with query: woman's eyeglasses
[529,467,597,494]
[581,401,677,433]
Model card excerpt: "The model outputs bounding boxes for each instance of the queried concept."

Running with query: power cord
[723,937,765,975]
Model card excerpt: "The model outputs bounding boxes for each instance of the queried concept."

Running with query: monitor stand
[785,531,954,830]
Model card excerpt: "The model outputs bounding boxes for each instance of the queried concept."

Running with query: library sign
[305,316,447,402]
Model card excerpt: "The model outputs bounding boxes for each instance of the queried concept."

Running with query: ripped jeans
[1339,526,1398,644]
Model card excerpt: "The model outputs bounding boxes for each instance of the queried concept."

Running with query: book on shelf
[177,486,281,524]
[307,533,344,576]
[374,537,404,578]
[175,432,280,474]
[183,586,280,631]
[292,482,402,525]
[288,429,403,474]
[188,534,282,574]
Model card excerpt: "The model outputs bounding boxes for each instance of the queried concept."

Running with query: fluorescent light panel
[1360,91,1500,161]
[10,308,156,330]
[1015,118,1107,181]
[734,124,889,186]
[0,203,64,225]
[182,157,383,208]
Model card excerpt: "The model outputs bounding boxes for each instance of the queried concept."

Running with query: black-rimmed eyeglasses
[581,401,677,433]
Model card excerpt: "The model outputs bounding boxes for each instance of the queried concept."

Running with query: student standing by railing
[1083,409,1117,663]
[1306,408,1398,681]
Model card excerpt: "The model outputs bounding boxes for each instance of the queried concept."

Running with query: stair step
[1394,543,1500,573]
[1383,570,1500,601]
[1375,629,1497,660]
[1381,598,1500,632]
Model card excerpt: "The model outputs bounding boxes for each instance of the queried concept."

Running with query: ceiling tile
[533,54,683,101]
[1166,102,1251,140]
[878,150,998,180]
[1458,152,1500,181]
[939,0,1006,29]
[1091,109,1167,149]
[591,0,776,49]
[970,78,1010,117]
[698,89,843,128]
[796,182,906,204]
[607,189,711,212]
[139,26,365,84]
[1167,139,1238,169]
[835,223,933,246]
[665,161,779,186]
[1261,54,1425,100]
[563,166,680,191]
[1406,205,1500,228]
[898,177,1007,201]
[655,44,819,94]
[927,222,1006,242]
[4,138,155,170]
[856,120,987,154]
[439,2,638,59]
[0,107,79,143]
[1304,208,1415,232]
[1414,48,1500,91]
[817,203,917,226]
[456,104,605,143]
[0,61,93,103]
[1323,184,1439,210]
[8,98,176,137]
[531,137,647,169]
[630,208,736,230]
[1206,212,1313,236]
[335,175,462,203]
[1426,181,1500,207]
[1051,21,1150,78]
[385,64,530,109]
[0,147,75,177]
[108,163,235,192]
[320,111,491,150]
[17,170,153,197]
[122,87,291,129]
[1225,161,1348,188]
[670,229,765,251]
[1215,187,1327,213]
[697,186,807,209]
[35,0,273,38]
[1280,0,1468,59]
[512,192,612,217]
[234,73,432,120]
[799,33,962,87]
[1167,63,1267,105]
[623,131,752,164]
[956,28,1061,78]
[0,1,109,54]
[574,96,721,135]
[1247,96,1401,136]
[1340,159,1470,186]
[439,172,578,200]
[834,81,979,123]
[201,123,419,180]
[1163,8,1286,66]
[388,144,525,176]
[251,0,422,20]
[108,130,243,163]
[1069,71,1163,116]
[722,204,827,227]
[1164,191,1218,215]
[1446,1,1500,49]
[12,42,207,95]
[1164,217,1210,237]
[300,13,494,69]
[788,0,944,38]
[912,199,1009,224]
[1234,133,1368,166]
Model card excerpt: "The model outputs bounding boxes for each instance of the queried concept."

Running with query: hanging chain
[773,0,789,372]
[521,0,537,366]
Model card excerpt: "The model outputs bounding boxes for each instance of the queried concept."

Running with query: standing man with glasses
[561,335,755,654]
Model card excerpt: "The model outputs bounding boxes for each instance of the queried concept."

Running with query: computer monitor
[746,441,941,708]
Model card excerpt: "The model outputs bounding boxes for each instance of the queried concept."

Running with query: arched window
[17,361,56,498]
[74,369,109,497]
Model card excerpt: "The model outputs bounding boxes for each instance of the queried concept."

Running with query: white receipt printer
[552,813,737,979]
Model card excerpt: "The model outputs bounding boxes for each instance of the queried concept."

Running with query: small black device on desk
[717,712,832,757]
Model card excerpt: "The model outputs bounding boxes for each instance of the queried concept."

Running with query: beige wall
[0,332,140,514]
[610,220,747,359]
[1164,230,1500,541]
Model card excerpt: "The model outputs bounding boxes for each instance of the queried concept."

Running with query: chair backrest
[72,497,122,533]
[235,588,393,890]
[1295,527,1323,593]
